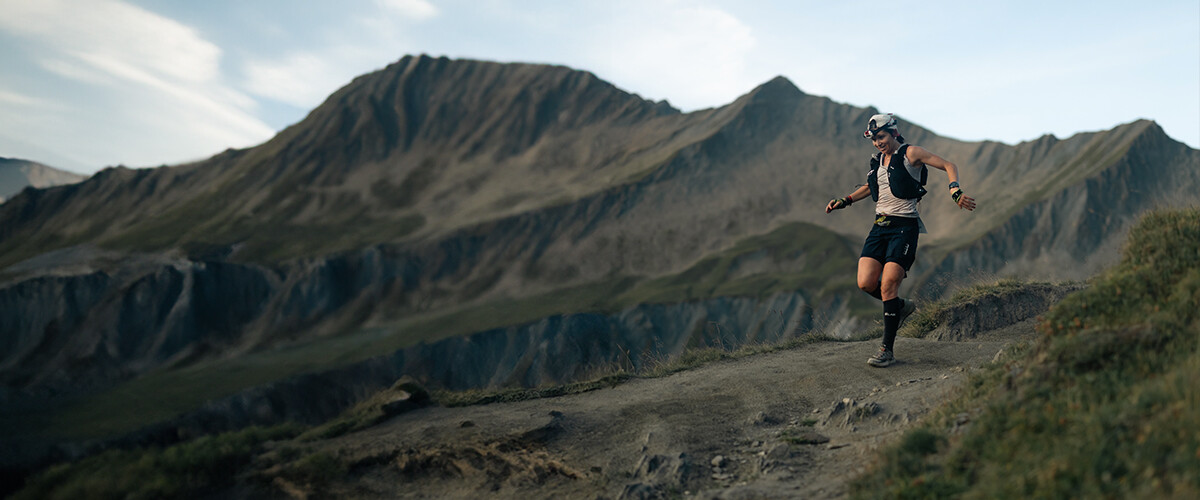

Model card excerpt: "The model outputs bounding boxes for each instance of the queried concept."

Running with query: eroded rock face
[924,283,1085,341]
[0,237,847,395]
[0,259,276,399]
[129,290,854,442]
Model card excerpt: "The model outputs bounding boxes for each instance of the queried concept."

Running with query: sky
[0,0,1197,175]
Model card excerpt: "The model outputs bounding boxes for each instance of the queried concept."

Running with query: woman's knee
[880,270,905,296]
[857,259,883,291]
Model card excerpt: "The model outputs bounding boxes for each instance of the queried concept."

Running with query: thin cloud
[242,1,434,110]
[243,53,349,109]
[0,0,273,168]
[0,0,220,84]
[0,89,65,110]
[376,0,439,21]
[579,2,761,111]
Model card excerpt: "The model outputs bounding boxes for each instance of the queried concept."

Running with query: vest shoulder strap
[892,144,910,166]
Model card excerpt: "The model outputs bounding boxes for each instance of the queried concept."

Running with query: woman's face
[871,130,897,154]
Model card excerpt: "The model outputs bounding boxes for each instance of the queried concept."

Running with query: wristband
[952,190,964,203]
[842,196,854,206]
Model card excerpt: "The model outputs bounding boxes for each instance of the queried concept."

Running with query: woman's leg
[857,257,884,300]
[879,261,909,355]
[879,262,907,301]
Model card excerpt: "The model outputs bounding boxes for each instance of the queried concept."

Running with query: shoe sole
[867,359,895,367]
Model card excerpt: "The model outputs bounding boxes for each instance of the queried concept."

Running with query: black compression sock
[882,297,902,351]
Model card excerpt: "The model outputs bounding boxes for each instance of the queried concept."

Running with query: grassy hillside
[853,207,1200,498]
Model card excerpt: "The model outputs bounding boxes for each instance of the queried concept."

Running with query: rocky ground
[246,311,1042,499]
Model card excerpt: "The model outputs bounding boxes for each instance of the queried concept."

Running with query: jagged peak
[1108,118,1156,134]
[744,75,804,103]
[267,54,688,170]
[377,55,658,105]
[1118,119,1198,154]
[997,119,1168,150]
[329,54,681,119]
[1051,119,1165,150]
[1122,119,1173,141]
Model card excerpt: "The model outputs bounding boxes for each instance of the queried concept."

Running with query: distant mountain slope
[0,158,85,203]
[915,121,1200,292]
[0,55,704,267]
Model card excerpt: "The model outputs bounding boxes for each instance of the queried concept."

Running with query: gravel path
[265,315,1039,499]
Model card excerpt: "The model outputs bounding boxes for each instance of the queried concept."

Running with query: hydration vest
[867,144,928,202]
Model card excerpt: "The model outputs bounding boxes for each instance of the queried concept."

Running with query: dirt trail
[259,311,1041,499]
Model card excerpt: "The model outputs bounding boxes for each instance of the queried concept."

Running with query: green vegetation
[617,221,862,305]
[101,188,427,264]
[852,207,1200,499]
[43,331,386,440]
[356,276,642,359]
[14,424,303,500]
[235,213,427,263]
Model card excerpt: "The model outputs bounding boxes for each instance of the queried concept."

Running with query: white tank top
[875,148,928,233]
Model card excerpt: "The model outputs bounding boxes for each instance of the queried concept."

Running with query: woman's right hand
[826,197,849,213]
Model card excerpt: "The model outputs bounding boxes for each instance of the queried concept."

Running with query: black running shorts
[860,217,919,271]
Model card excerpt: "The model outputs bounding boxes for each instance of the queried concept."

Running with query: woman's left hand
[952,189,976,211]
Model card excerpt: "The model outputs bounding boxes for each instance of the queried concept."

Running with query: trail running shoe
[867,346,896,367]
[897,298,916,330]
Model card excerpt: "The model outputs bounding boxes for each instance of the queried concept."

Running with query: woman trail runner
[825,113,977,367]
